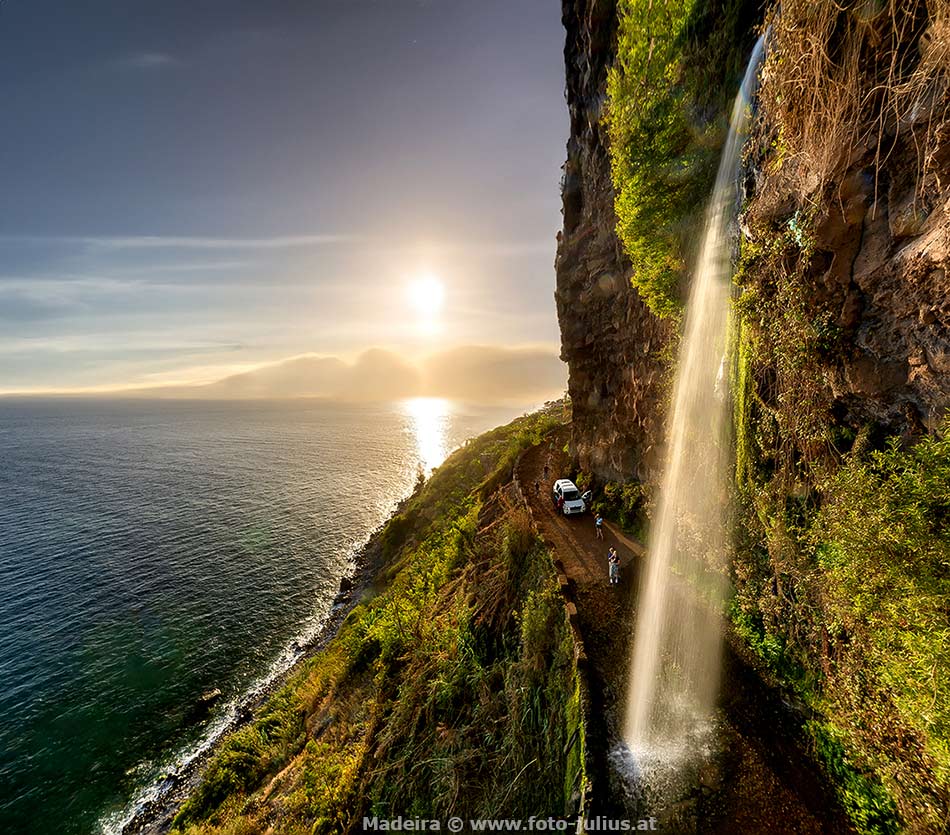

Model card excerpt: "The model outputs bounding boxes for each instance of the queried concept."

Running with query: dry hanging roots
[758,0,950,198]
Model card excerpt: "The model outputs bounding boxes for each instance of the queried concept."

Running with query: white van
[551,479,586,516]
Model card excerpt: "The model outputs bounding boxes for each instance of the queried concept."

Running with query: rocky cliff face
[558,0,949,483]
[745,97,950,442]
[556,0,671,484]
[558,3,950,827]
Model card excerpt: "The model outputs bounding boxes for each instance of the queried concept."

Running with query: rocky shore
[116,483,416,835]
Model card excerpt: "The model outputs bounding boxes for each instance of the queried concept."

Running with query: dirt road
[517,431,853,833]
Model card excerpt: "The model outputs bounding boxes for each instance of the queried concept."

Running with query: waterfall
[622,35,766,760]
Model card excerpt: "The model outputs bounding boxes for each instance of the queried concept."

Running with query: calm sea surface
[0,398,519,835]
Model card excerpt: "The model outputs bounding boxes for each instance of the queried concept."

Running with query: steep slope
[739,1,950,442]
[556,0,672,483]
[556,0,950,831]
[152,406,590,834]
[731,3,950,830]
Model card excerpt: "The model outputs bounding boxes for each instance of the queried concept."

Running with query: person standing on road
[608,547,620,585]
[595,514,604,540]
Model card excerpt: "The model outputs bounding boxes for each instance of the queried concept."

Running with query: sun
[406,274,446,318]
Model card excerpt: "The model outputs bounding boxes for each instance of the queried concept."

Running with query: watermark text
[362,816,659,832]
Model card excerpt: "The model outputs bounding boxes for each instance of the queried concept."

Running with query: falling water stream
[620,36,767,782]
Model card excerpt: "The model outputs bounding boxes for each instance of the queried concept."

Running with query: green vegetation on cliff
[605,0,949,830]
[733,247,950,830]
[606,0,758,317]
[171,406,588,834]
[732,114,949,835]
[732,409,949,833]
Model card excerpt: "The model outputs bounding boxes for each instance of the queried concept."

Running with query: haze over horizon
[2,343,567,404]
[0,1,567,396]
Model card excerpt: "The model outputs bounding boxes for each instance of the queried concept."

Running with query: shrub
[591,480,644,532]
[731,411,950,829]
[170,405,585,833]
[606,0,759,316]
[808,721,900,835]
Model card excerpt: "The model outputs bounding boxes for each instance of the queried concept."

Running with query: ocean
[0,397,520,835]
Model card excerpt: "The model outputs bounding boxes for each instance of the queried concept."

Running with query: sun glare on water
[403,396,451,475]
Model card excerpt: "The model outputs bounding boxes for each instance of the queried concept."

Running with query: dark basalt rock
[557,0,673,486]
[198,687,222,704]
[747,117,950,436]
[186,687,223,723]
[558,0,949,487]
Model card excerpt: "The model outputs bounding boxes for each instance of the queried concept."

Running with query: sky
[0,0,568,394]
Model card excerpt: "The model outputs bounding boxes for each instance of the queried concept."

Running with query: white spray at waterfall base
[619,35,767,781]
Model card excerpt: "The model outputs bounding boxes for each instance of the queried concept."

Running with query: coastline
[112,482,417,835]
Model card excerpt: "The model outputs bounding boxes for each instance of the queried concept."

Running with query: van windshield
[562,489,579,501]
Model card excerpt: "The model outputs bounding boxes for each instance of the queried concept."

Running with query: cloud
[121,345,566,404]
[119,51,182,70]
[79,234,356,251]
[0,274,131,290]
[0,273,222,315]
[201,355,350,398]
[0,234,549,254]
[177,349,422,400]
[422,345,567,403]
[0,291,75,323]
[344,349,422,400]
[437,240,555,257]
[0,276,137,321]
[118,260,252,274]
[0,234,356,251]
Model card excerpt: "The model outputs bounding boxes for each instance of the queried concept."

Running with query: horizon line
[0,342,566,398]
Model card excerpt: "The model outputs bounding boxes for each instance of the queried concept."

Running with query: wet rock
[697,761,723,793]
[187,688,223,722]
[559,0,950,477]
[158,772,180,792]
[659,797,698,833]
[745,114,950,436]
[198,688,222,708]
